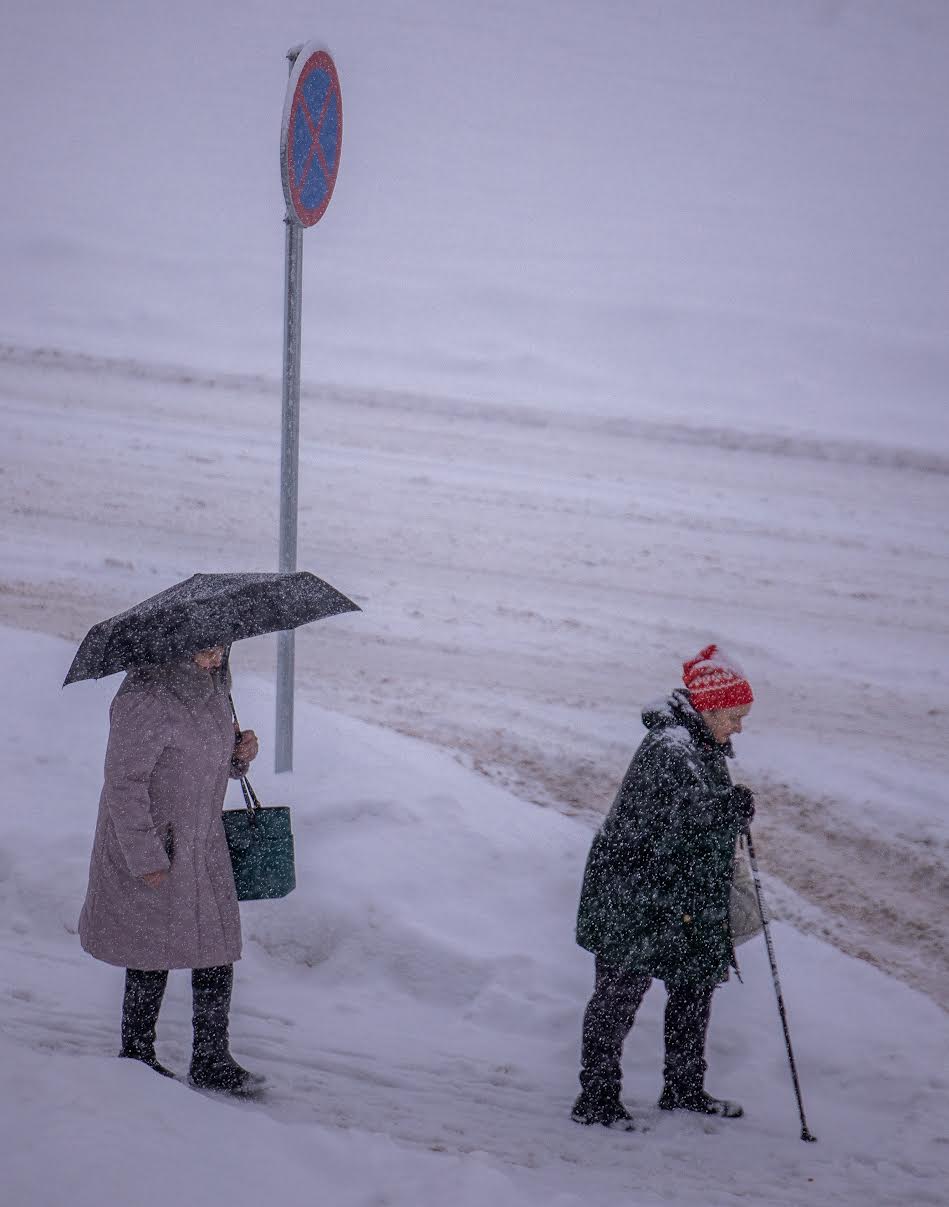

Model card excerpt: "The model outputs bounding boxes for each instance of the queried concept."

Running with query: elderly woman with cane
[572,644,755,1130]
[78,644,265,1095]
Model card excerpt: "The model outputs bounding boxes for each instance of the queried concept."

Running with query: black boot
[189,964,265,1096]
[573,960,649,1131]
[120,968,174,1078]
[571,1087,636,1130]
[658,982,742,1118]
[658,1086,744,1118]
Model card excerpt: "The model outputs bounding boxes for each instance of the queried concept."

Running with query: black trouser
[122,964,234,1060]
[579,957,715,1100]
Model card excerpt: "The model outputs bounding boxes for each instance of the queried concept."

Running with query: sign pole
[276,43,305,775]
[275,41,343,774]
[275,213,303,773]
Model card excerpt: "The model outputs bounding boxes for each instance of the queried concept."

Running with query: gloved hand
[729,784,755,824]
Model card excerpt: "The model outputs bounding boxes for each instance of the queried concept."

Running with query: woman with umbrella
[78,642,264,1093]
[70,572,359,1094]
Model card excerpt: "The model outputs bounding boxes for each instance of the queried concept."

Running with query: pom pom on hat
[682,644,754,712]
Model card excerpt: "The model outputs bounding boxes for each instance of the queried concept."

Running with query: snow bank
[1,628,947,1206]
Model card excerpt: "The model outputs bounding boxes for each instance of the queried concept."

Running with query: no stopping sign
[280,45,342,228]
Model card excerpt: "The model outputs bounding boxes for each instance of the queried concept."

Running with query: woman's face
[193,646,226,671]
[702,704,751,745]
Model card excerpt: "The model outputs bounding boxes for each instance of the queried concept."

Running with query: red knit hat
[682,644,754,712]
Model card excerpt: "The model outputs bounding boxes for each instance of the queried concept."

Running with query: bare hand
[233,727,259,767]
[142,870,168,889]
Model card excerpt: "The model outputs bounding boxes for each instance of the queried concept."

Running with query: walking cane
[743,826,817,1142]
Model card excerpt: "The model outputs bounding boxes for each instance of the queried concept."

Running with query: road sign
[280,45,342,228]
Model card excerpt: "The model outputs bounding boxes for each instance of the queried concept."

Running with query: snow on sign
[280,46,342,228]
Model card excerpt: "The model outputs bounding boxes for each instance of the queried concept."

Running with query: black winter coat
[576,689,746,985]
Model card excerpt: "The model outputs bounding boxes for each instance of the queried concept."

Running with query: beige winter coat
[79,659,242,970]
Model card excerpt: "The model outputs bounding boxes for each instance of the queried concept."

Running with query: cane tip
[801,1129,817,1143]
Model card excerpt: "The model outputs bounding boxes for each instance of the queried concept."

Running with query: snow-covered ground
[2,1,948,1202]
[3,346,947,1007]
[3,630,948,1207]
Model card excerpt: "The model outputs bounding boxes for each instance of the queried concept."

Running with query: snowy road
[2,345,947,1005]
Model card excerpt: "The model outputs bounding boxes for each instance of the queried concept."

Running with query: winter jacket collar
[123,659,226,707]
[641,687,734,757]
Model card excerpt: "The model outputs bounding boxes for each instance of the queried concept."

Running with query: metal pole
[276,210,303,772]
[275,44,305,774]
[744,827,817,1142]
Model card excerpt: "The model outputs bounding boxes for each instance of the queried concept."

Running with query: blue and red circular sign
[280,46,342,228]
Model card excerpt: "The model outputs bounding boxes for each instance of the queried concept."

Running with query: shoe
[658,1086,743,1118]
[571,1090,636,1130]
[119,1046,175,1079]
[189,1051,266,1096]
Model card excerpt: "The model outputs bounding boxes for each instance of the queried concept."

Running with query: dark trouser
[579,957,715,1100]
[122,964,234,1060]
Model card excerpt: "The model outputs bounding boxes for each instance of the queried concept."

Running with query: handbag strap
[239,773,262,813]
[229,693,262,816]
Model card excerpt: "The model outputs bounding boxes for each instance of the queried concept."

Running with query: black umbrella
[63,571,360,686]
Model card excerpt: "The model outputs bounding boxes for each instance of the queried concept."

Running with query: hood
[120,657,227,705]
[641,687,732,754]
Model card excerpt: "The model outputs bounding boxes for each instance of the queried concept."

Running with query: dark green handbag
[222,775,296,901]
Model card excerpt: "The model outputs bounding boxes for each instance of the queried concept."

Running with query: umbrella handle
[229,693,262,815]
[229,692,246,768]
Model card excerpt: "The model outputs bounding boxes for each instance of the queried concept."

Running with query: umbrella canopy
[63,571,360,686]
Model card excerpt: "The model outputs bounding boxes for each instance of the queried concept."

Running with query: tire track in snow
[2,340,947,476]
[1,345,946,1012]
